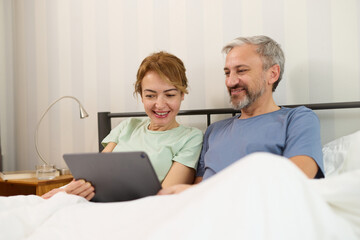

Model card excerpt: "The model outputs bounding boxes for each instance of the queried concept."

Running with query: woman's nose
[155,97,166,108]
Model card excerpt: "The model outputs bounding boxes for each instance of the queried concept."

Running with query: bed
[1,101,360,240]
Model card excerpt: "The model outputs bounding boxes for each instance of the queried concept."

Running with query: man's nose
[226,72,238,87]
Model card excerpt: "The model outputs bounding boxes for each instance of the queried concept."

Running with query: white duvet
[1,152,360,240]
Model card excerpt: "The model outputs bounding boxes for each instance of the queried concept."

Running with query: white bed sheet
[1,152,359,240]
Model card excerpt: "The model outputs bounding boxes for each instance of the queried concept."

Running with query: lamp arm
[34,96,88,165]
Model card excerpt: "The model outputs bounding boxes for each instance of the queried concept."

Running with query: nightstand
[0,175,73,196]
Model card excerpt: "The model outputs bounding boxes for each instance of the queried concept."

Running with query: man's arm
[283,107,324,178]
[289,155,318,178]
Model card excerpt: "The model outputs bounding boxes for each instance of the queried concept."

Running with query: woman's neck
[148,120,179,131]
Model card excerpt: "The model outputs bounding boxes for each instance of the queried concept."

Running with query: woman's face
[141,71,184,131]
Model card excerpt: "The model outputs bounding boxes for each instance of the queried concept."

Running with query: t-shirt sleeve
[172,128,203,170]
[283,107,324,177]
[101,119,129,147]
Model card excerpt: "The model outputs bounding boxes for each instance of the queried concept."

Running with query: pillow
[322,130,360,177]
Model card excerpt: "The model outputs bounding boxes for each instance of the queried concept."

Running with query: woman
[42,51,203,200]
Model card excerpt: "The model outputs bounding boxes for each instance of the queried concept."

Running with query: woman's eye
[145,95,155,98]
[166,94,175,97]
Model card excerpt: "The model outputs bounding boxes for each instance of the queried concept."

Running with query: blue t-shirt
[196,106,324,180]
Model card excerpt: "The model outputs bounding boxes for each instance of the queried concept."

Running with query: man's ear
[267,64,280,85]
[181,92,184,101]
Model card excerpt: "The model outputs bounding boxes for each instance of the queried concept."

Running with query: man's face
[224,44,267,110]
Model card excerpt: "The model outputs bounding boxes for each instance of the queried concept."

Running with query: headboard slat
[97,112,111,152]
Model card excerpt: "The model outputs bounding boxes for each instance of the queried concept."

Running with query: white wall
[1,0,360,171]
[0,0,16,171]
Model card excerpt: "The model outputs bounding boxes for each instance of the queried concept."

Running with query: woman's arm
[161,162,195,188]
[102,142,117,152]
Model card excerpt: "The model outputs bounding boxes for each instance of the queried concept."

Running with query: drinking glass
[36,164,57,180]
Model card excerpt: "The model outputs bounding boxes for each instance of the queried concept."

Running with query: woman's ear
[181,92,185,101]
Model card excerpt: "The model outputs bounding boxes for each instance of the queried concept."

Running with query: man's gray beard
[229,87,265,110]
[230,96,250,110]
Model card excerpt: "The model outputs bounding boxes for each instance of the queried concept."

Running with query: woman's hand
[42,179,95,200]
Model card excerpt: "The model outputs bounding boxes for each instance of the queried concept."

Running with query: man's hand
[157,184,192,195]
[42,179,95,200]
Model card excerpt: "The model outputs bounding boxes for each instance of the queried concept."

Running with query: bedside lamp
[35,96,89,178]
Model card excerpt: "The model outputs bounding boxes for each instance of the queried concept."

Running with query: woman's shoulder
[119,117,149,126]
[111,117,149,132]
[179,124,203,137]
[126,117,149,125]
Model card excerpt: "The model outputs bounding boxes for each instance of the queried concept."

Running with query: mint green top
[101,118,203,182]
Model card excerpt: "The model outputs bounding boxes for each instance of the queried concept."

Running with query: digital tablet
[63,151,162,202]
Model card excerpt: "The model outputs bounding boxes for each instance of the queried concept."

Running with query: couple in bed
[42,35,324,200]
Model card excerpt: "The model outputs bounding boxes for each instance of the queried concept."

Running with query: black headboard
[98,101,360,152]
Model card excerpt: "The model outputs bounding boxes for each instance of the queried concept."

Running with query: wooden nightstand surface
[0,175,73,196]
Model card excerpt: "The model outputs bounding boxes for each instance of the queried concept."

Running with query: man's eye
[145,95,155,98]
[224,72,230,76]
[166,94,175,97]
[237,69,247,74]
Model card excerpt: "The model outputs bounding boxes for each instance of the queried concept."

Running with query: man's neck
[239,96,279,119]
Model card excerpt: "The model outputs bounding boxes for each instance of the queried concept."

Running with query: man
[158,35,324,194]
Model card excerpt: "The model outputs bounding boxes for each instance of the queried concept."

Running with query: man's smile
[230,87,247,97]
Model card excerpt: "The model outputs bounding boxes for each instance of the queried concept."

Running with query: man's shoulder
[281,105,312,113]
[278,106,320,130]
[282,106,318,119]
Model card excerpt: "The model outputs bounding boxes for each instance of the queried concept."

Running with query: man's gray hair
[222,35,285,92]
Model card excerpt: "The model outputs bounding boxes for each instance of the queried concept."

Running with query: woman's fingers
[41,188,65,199]
[77,184,95,199]
[64,179,85,193]
[67,180,94,198]
[85,192,95,201]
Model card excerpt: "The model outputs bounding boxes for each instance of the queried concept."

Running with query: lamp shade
[80,105,89,119]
